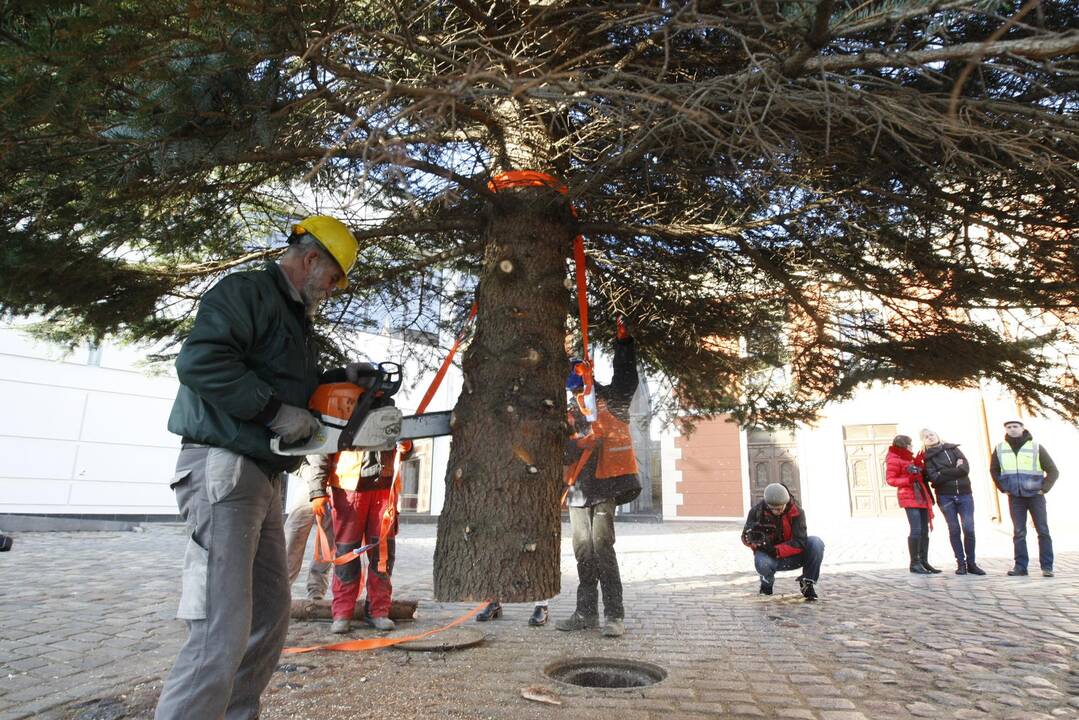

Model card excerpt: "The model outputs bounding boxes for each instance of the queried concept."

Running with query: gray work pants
[155,446,290,720]
[284,500,334,598]
[569,499,624,620]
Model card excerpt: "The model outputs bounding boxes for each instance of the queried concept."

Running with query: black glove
[757,542,777,558]
[267,404,320,443]
[907,464,921,474]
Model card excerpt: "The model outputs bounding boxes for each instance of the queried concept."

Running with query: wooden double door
[747,428,802,506]
[843,423,901,517]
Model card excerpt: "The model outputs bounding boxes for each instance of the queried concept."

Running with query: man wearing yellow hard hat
[157,215,366,720]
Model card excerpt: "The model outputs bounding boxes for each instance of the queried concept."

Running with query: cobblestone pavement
[1,515,1076,720]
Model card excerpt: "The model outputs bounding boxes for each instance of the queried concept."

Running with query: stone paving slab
[0,516,1076,719]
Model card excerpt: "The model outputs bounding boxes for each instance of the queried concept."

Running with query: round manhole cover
[544,656,667,689]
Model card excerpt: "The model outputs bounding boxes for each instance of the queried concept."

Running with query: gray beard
[299,278,327,317]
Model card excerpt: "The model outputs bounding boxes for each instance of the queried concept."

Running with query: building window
[397,438,433,514]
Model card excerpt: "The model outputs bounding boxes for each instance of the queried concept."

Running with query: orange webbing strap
[313,517,335,564]
[283,601,490,655]
[487,170,568,194]
[559,444,595,506]
[376,302,479,573]
[573,234,591,365]
[314,518,380,568]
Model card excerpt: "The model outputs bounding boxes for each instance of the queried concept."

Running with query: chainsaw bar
[271,410,453,456]
[397,411,453,442]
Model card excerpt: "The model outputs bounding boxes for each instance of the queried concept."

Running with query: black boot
[528,604,548,626]
[476,601,503,621]
[908,538,931,574]
[966,562,986,575]
[955,561,968,575]
[920,537,942,573]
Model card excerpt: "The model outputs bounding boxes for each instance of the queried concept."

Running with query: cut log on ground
[289,598,418,622]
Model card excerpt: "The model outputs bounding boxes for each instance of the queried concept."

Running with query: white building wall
[0,324,179,514]
[798,381,1079,526]
[795,382,990,524]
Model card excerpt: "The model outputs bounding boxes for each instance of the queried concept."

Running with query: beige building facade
[661,381,1078,530]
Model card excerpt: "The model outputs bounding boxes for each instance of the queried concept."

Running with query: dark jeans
[904,508,929,540]
[755,536,825,587]
[569,500,623,620]
[1007,494,1053,571]
[937,494,976,565]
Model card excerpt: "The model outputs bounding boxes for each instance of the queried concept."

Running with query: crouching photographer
[741,483,825,601]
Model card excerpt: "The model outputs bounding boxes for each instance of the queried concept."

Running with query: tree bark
[434,185,573,602]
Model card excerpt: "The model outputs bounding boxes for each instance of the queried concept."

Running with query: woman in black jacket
[920,429,985,575]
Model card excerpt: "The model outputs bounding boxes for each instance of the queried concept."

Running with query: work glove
[311,496,330,518]
[345,361,378,387]
[267,403,320,443]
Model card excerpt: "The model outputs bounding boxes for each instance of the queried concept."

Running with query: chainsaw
[270,362,452,456]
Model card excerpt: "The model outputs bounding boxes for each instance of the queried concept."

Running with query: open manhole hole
[544,656,667,689]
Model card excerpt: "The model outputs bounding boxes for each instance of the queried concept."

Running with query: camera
[743,526,769,546]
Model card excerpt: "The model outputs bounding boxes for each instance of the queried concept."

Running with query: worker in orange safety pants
[306,440,413,633]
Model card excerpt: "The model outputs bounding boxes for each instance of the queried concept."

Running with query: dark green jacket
[167,263,321,473]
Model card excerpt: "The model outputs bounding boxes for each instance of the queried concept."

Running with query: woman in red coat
[885,435,941,575]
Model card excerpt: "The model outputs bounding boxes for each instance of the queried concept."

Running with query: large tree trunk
[434,186,573,602]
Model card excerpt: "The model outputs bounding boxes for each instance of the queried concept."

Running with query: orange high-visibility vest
[593,401,638,479]
[326,450,380,491]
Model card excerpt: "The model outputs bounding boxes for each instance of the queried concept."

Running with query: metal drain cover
[544,656,667,689]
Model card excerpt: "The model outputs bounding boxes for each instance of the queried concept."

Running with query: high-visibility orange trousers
[329,487,395,620]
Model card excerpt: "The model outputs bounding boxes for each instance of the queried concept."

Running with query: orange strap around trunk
[282,601,490,655]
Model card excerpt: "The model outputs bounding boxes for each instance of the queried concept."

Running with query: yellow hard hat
[292,215,359,288]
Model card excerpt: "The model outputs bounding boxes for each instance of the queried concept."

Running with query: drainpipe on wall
[978,393,1001,523]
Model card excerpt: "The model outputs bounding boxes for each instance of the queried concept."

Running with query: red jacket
[885,445,934,509]
[741,499,808,559]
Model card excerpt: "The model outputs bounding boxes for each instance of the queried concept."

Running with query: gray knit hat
[763,483,790,506]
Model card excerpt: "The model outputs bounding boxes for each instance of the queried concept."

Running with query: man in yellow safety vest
[990,420,1059,577]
